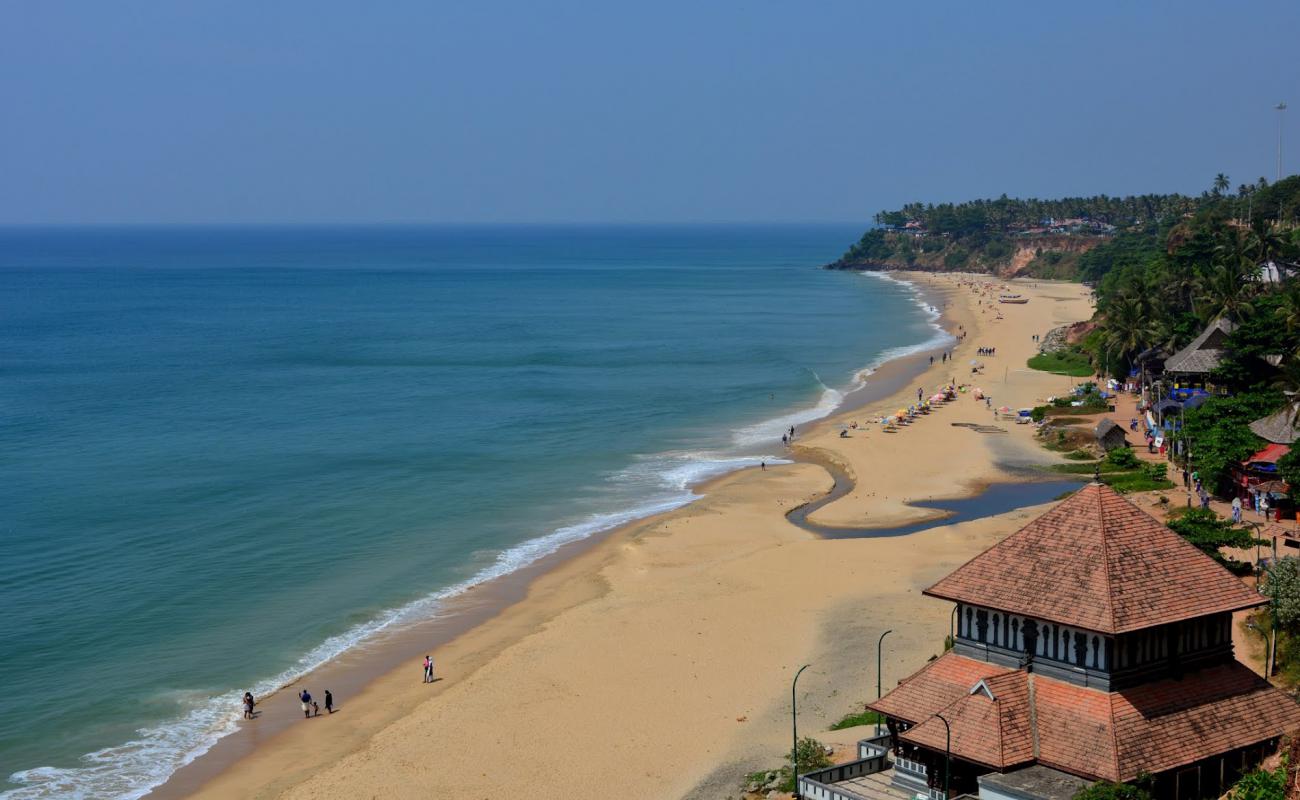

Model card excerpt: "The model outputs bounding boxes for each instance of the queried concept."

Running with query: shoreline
[139,270,955,799]
[158,272,1094,800]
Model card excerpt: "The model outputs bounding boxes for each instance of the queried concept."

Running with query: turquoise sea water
[0,225,946,799]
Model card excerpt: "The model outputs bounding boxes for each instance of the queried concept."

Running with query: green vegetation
[1070,176,1300,499]
[1279,438,1300,491]
[1073,777,1154,800]
[1165,507,1258,570]
[1028,349,1094,376]
[1226,764,1286,800]
[1106,447,1140,469]
[830,709,885,730]
[1174,391,1283,495]
[743,736,834,794]
[830,193,1197,276]
[1050,459,1174,494]
[1263,558,1300,628]
[1254,558,1300,687]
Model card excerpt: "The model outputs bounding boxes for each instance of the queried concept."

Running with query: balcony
[797,736,947,800]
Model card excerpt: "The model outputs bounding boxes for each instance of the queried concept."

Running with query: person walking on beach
[299,689,312,719]
[423,655,434,683]
[243,692,255,720]
[324,689,334,714]
[760,460,766,471]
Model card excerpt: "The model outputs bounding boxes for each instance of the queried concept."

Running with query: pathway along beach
[161,272,1094,800]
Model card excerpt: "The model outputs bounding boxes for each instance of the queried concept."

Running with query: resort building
[1235,403,1297,522]
[1161,317,1236,397]
[798,483,1300,800]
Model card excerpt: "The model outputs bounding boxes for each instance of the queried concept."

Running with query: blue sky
[2,1,1297,224]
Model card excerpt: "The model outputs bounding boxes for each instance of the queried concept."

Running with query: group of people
[297,688,334,718]
[241,652,441,726]
[780,424,796,447]
[976,347,996,356]
[1181,469,1211,510]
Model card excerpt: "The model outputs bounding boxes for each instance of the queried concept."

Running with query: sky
[2,1,1298,225]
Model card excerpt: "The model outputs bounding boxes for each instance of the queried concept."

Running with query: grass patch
[1028,350,1094,377]
[1049,460,1174,493]
[1103,473,1176,493]
[1064,449,1094,460]
[1044,403,1109,416]
[830,709,885,730]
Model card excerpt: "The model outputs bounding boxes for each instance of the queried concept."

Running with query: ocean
[0,225,947,799]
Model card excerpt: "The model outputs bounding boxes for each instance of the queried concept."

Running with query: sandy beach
[164,272,1094,800]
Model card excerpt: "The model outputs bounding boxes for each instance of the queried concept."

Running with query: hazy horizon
[3,0,1298,225]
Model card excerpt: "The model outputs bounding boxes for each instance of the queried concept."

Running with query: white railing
[895,756,927,778]
[796,748,891,800]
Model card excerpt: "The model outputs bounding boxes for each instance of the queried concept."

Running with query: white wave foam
[856,271,955,369]
[731,382,844,448]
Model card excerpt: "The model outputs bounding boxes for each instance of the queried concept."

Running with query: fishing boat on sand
[998,293,1028,304]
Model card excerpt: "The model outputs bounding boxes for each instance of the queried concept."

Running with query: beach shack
[1234,404,1298,520]
[794,484,1300,800]
[1092,418,1127,452]
[1162,317,1236,397]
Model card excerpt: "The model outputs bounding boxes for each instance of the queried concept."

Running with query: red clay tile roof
[868,652,1013,724]
[875,655,1300,782]
[901,671,1035,769]
[1037,661,1300,781]
[923,483,1265,634]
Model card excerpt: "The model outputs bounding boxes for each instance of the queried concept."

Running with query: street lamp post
[792,664,811,799]
[877,630,893,736]
[1248,521,1264,573]
[935,713,952,800]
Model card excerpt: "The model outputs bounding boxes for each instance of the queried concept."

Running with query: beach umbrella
[997,405,1011,413]
[930,393,945,403]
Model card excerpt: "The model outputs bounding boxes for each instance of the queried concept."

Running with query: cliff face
[1005,235,1105,278]
[829,232,1106,279]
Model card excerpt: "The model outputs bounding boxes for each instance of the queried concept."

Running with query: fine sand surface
[175,273,1094,800]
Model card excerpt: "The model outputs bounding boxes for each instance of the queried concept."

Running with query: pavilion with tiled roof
[866,482,1300,800]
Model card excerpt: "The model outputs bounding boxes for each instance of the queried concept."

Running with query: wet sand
[159,272,1094,800]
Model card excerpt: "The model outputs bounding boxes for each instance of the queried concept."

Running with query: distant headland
[826,178,1300,279]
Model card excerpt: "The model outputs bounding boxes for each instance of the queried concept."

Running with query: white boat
[998,293,1028,304]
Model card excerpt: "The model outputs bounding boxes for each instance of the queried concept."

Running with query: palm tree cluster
[874,193,1197,239]
[1094,214,1300,374]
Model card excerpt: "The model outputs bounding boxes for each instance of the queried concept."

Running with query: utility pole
[1277,102,1287,183]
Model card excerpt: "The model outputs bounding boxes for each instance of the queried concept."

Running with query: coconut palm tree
[1213,173,1231,197]
[1103,293,1158,367]
[1197,262,1256,321]
[1277,280,1300,354]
